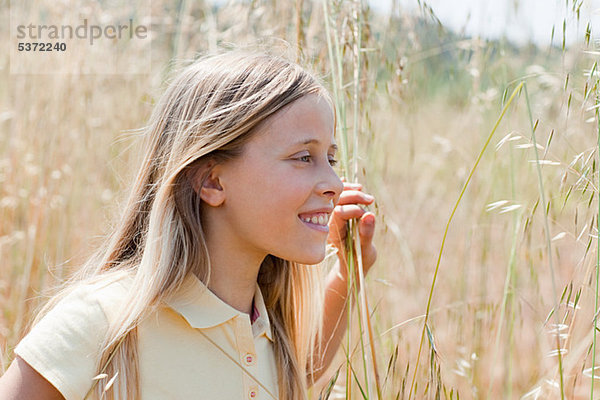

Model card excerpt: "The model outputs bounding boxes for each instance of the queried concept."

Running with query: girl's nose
[318,166,344,202]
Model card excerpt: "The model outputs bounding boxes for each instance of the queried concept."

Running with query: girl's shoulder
[19,270,135,348]
[13,271,135,400]
[32,270,136,331]
[60,271,134,320]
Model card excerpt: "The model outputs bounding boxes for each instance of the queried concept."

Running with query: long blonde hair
[36,51,330,399]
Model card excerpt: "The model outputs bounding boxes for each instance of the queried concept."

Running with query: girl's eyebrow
[294,138,338,151]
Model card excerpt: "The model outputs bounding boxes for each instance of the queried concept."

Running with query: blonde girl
[0,50,377,400]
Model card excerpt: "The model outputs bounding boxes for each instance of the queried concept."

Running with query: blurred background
[2,0,600,398]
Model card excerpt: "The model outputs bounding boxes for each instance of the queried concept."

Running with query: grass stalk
[523,84,565,399]
[323,0,381,397]
[408,81,525,400]
[486,212,521,399]
[295,0,304,61]
[349,0,371,386]
[322,1,355,395]
[486,133,521,399]
[350,0,381,398]
[505,142,518,399]
[322,0,349,179]
[346,241,370,397]
[591,93,600,399]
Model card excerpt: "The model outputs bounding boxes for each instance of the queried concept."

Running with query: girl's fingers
[340,177,363,191]
[336,190,374,206]
[330,205,376,232]
[358,213,377,269]
[331,204,367,221]
[328,205,364,243]
[330,180,376,261]
[329,210,377,271]
[358,212,376,240]
[343,182,362,190]
[330,188,375,229]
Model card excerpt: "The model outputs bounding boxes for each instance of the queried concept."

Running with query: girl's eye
[295,154,338,166]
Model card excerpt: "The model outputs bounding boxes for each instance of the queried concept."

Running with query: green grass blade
[408,81,524,399]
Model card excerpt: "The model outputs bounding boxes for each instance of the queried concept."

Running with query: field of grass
[2,0,600,398]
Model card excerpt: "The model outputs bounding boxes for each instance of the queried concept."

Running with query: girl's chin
[295,249,327,265]
[271,250,325,265]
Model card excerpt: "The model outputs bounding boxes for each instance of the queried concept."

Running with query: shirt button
[244,353,255,365]
[249,389,257,398]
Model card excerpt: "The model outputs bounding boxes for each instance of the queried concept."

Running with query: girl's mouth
[298,213,330,233]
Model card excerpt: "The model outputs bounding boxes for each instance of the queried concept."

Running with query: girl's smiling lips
[298,207,333,233]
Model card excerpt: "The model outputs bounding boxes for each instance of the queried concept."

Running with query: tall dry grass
[2,0,600,399]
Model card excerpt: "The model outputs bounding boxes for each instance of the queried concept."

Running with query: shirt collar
[165,274,273,342]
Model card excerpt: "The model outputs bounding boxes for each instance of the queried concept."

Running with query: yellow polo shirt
[14,273,279,400]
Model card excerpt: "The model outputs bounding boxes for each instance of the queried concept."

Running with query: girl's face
[217,94,344,265]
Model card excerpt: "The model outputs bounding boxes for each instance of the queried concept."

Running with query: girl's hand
[327,179,377,278]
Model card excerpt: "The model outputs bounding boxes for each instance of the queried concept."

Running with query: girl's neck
[206,264,260,316]
[203,234,266,317]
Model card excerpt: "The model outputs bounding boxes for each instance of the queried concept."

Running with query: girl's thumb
[358,213,375,238]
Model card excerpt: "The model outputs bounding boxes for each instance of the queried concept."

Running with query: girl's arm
[309,181,377,383]
[308,259,358,383]
[0,356,65,400]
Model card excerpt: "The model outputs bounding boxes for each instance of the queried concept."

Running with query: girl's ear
[191,161,225,207]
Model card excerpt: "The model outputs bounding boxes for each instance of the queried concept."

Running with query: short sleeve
[14,283,120,400]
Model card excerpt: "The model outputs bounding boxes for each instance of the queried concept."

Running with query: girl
[0,51,377,400]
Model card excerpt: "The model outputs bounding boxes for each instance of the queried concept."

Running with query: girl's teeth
[301,213,328,225]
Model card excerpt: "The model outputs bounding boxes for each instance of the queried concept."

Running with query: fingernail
[366,194,374,200]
